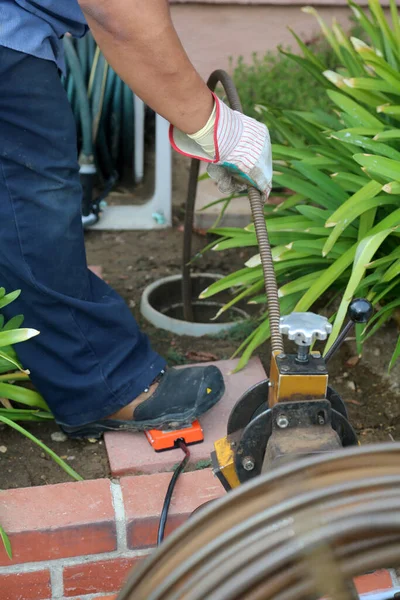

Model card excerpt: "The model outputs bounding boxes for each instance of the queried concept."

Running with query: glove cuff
[169,92,221,163]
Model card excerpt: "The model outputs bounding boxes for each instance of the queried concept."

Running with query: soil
[1,156,400,489]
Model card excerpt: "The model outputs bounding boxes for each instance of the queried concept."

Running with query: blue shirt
[0,1,88,73]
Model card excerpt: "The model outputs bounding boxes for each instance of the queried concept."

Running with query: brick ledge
[1,473,399,599]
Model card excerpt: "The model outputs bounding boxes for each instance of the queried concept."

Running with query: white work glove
[169,93,272,198]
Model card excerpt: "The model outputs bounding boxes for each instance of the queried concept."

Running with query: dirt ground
[1,158,399,489]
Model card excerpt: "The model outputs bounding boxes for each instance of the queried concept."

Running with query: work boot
[60,365,224,439]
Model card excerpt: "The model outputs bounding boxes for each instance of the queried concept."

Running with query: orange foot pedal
[144,420,204,452]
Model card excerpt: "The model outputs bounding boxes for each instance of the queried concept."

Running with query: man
[0,0,272,438]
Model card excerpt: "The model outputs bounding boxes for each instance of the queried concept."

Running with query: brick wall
[0,470,223,600]
[1,471,400,599]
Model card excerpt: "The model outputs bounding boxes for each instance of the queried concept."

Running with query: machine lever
[324,298,373,364]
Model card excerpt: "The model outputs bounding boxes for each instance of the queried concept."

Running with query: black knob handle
[348,298,373,324]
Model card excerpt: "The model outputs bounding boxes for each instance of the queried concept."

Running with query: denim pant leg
[0,46,165,426]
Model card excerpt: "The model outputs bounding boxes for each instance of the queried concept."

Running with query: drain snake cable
[182,70,284,354]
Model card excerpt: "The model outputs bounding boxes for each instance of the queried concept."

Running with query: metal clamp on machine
[212,298,373,491]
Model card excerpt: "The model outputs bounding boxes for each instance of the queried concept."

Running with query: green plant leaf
[374,129,400,141]
[389,0,400,50]
[2,315,24,332]
[0,525,12,559]
[353,153,400,181]
[382,257,400,282]
[211,280,264,320]
[273,173,338,210]
[279,271,325,296]
[199,267,262,298]
[343,77,396,93]
[368,0,400,68]
[198,172,210,182]
[382,181,400,194]
[295,246,357,316]
[0,416,83,481]
[302,7,342,58]
[0,290,21,310]
[0,350,27,374]
[233,295,300,370]
[199,195,237,212]
[389,334,400,371]
[0,328,39,348]
[212,236,258,251]
[0,383,48,410]
[292,161,348,204]
[271,145,315,160]
[367,245,400,268]
[326,180,382,228]
[0,408,53,422]
[369,277,400,305]
[0,372,30,382]
[327,90,385,129]
[377,104,400,119]
[325,228,395,352]
[290,27,326,69]
[330,171,368,192]
[348,4,382,49]
[323,183,394,256]
[331,131,400,160]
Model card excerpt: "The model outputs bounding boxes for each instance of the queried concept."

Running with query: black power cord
[157,439,191,546]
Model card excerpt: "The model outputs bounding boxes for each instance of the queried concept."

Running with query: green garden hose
[62,33,134,226]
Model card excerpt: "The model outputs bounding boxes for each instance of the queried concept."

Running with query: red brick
[121,468,224,549]
[354,570,393,594]
[105,358,267,476]
[64,556,141,596]
[0,480,116,566]
[1,569,51,600]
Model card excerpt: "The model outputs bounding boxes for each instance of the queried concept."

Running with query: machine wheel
[227,379,269,435]
[233,403,358,485]
[327,386,348,419]
[227,379,347,436]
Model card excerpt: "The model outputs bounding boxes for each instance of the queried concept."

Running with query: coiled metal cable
[117,442,400,599]
[182,71,284,353]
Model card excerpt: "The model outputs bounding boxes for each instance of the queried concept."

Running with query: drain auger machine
[116,71,400,600]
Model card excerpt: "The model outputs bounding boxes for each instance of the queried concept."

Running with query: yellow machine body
[213,351,329,489]
[213,436,241,489]
[268,351,328,407]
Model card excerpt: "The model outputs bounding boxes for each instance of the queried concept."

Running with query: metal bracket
[91,98,172,230]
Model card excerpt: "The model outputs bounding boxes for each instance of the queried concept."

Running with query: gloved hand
[169,93,272,198]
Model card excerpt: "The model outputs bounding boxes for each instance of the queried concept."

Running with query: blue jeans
[0,46,166,426]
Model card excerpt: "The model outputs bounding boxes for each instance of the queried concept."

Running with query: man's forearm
[78,0,213,134]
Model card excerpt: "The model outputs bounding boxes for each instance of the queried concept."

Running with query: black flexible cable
[157,440,191,546]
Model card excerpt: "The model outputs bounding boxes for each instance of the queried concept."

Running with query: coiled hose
[182,71,284,354]
[117,442,400,600]
[62,33,135,226]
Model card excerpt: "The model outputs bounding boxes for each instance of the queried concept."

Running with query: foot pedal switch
[145,420,204,451]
